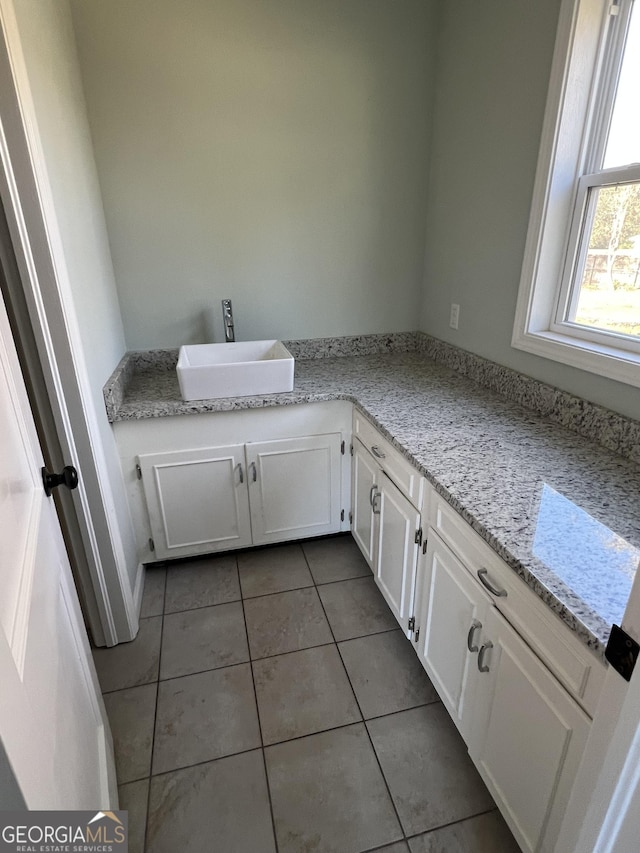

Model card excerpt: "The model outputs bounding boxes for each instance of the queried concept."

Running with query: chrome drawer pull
[371,445,386,459]
[236,463,244,484]
[467,619,482,653]
[477,568,507,597]
[478,641,493,673]
[372,491,382,515]
[250,462,257,482]
[369,485,378,508]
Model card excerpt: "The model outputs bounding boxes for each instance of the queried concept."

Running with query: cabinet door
[246,433,342,545]
[470,606,590,853]
[375,472,420,634]
[351,438,378,568]
[415,533,491,741]
[138,445,252,559]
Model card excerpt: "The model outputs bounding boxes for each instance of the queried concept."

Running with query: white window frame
[512,0,640,387]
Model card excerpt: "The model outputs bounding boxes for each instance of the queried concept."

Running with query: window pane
[571,182,640,339]
[603,3,640,168]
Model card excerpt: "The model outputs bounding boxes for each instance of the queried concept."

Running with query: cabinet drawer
[353,411,424,509]
[429,493,606,717]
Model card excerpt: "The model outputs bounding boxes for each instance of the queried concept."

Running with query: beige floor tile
[303,534,371,584]
[164,554,240,613]
[104,683,157,784]
[139,567,166,618]
[152,664,261,774]
[265,724,403,853]
[407,810,519,853]
[147,751,275,853]
[253,645,361,744]
[244,587,333,659]
[367,704,494,836]
[317,576,398,641]
[238,543,313,597]
[339,630,439,718]
[160,601,248,679]
[118,778,149,853]
[93,616,161,692]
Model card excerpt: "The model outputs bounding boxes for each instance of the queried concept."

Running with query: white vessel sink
[176,340,295,401]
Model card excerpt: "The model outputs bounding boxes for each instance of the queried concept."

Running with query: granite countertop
[105,346,640,659]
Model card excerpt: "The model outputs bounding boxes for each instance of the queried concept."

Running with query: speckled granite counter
[105,343,640,659]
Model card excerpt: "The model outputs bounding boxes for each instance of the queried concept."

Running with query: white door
[137,444,253,560]
[0,290,115,808]
[246,434,342,545]
[375,472,420,635]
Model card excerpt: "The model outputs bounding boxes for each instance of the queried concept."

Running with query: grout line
[237,562,280,853]
[307,551,407,840]
[401,805,502,844]
[142,566,166,853]
[163,595,243,616]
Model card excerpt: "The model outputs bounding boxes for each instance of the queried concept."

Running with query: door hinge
[341,509,345,521]
[414,527,423,546]
[341,440,345,455]
[135,463,142,480]
[606,624,639,681]
[148,537,155,552]
[408,616,416,632]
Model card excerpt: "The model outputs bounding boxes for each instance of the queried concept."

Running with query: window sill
[511,327,640,388]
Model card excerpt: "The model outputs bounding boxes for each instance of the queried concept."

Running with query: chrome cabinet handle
[478,642,493,673]
[477,569,507,597]
[369,485,378,508]
[250,462,257,482]
[467,619,482,653]
[371,445,386,459]
[372,491,381,515]
[236,463,244,484]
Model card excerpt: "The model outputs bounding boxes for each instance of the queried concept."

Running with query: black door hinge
[414,527,423,546]
[605,624,639,682]
[408,616,415,632]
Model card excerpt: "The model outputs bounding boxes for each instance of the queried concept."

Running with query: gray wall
[70,0,438,349]
[421,0,640,421]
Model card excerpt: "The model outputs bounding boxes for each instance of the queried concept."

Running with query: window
[513,0,640,386]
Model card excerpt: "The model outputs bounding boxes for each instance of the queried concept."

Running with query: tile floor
[93,534,520,853]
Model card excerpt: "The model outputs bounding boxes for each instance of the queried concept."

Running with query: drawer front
[353,411,424,510]
[429,493,606,717]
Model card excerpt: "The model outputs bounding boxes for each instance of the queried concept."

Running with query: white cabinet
[138,443,252,560]
[245,434,342,545]
[114,402,353,563]
[470,606,590,853]
[139,433,342,560]
[415,525,596,853]
[415,533,492,744]
[375,472,421,632]
[350,417,425,635]
[351,438,378,568]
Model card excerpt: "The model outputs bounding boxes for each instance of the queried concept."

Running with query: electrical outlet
[450,303,460,330]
